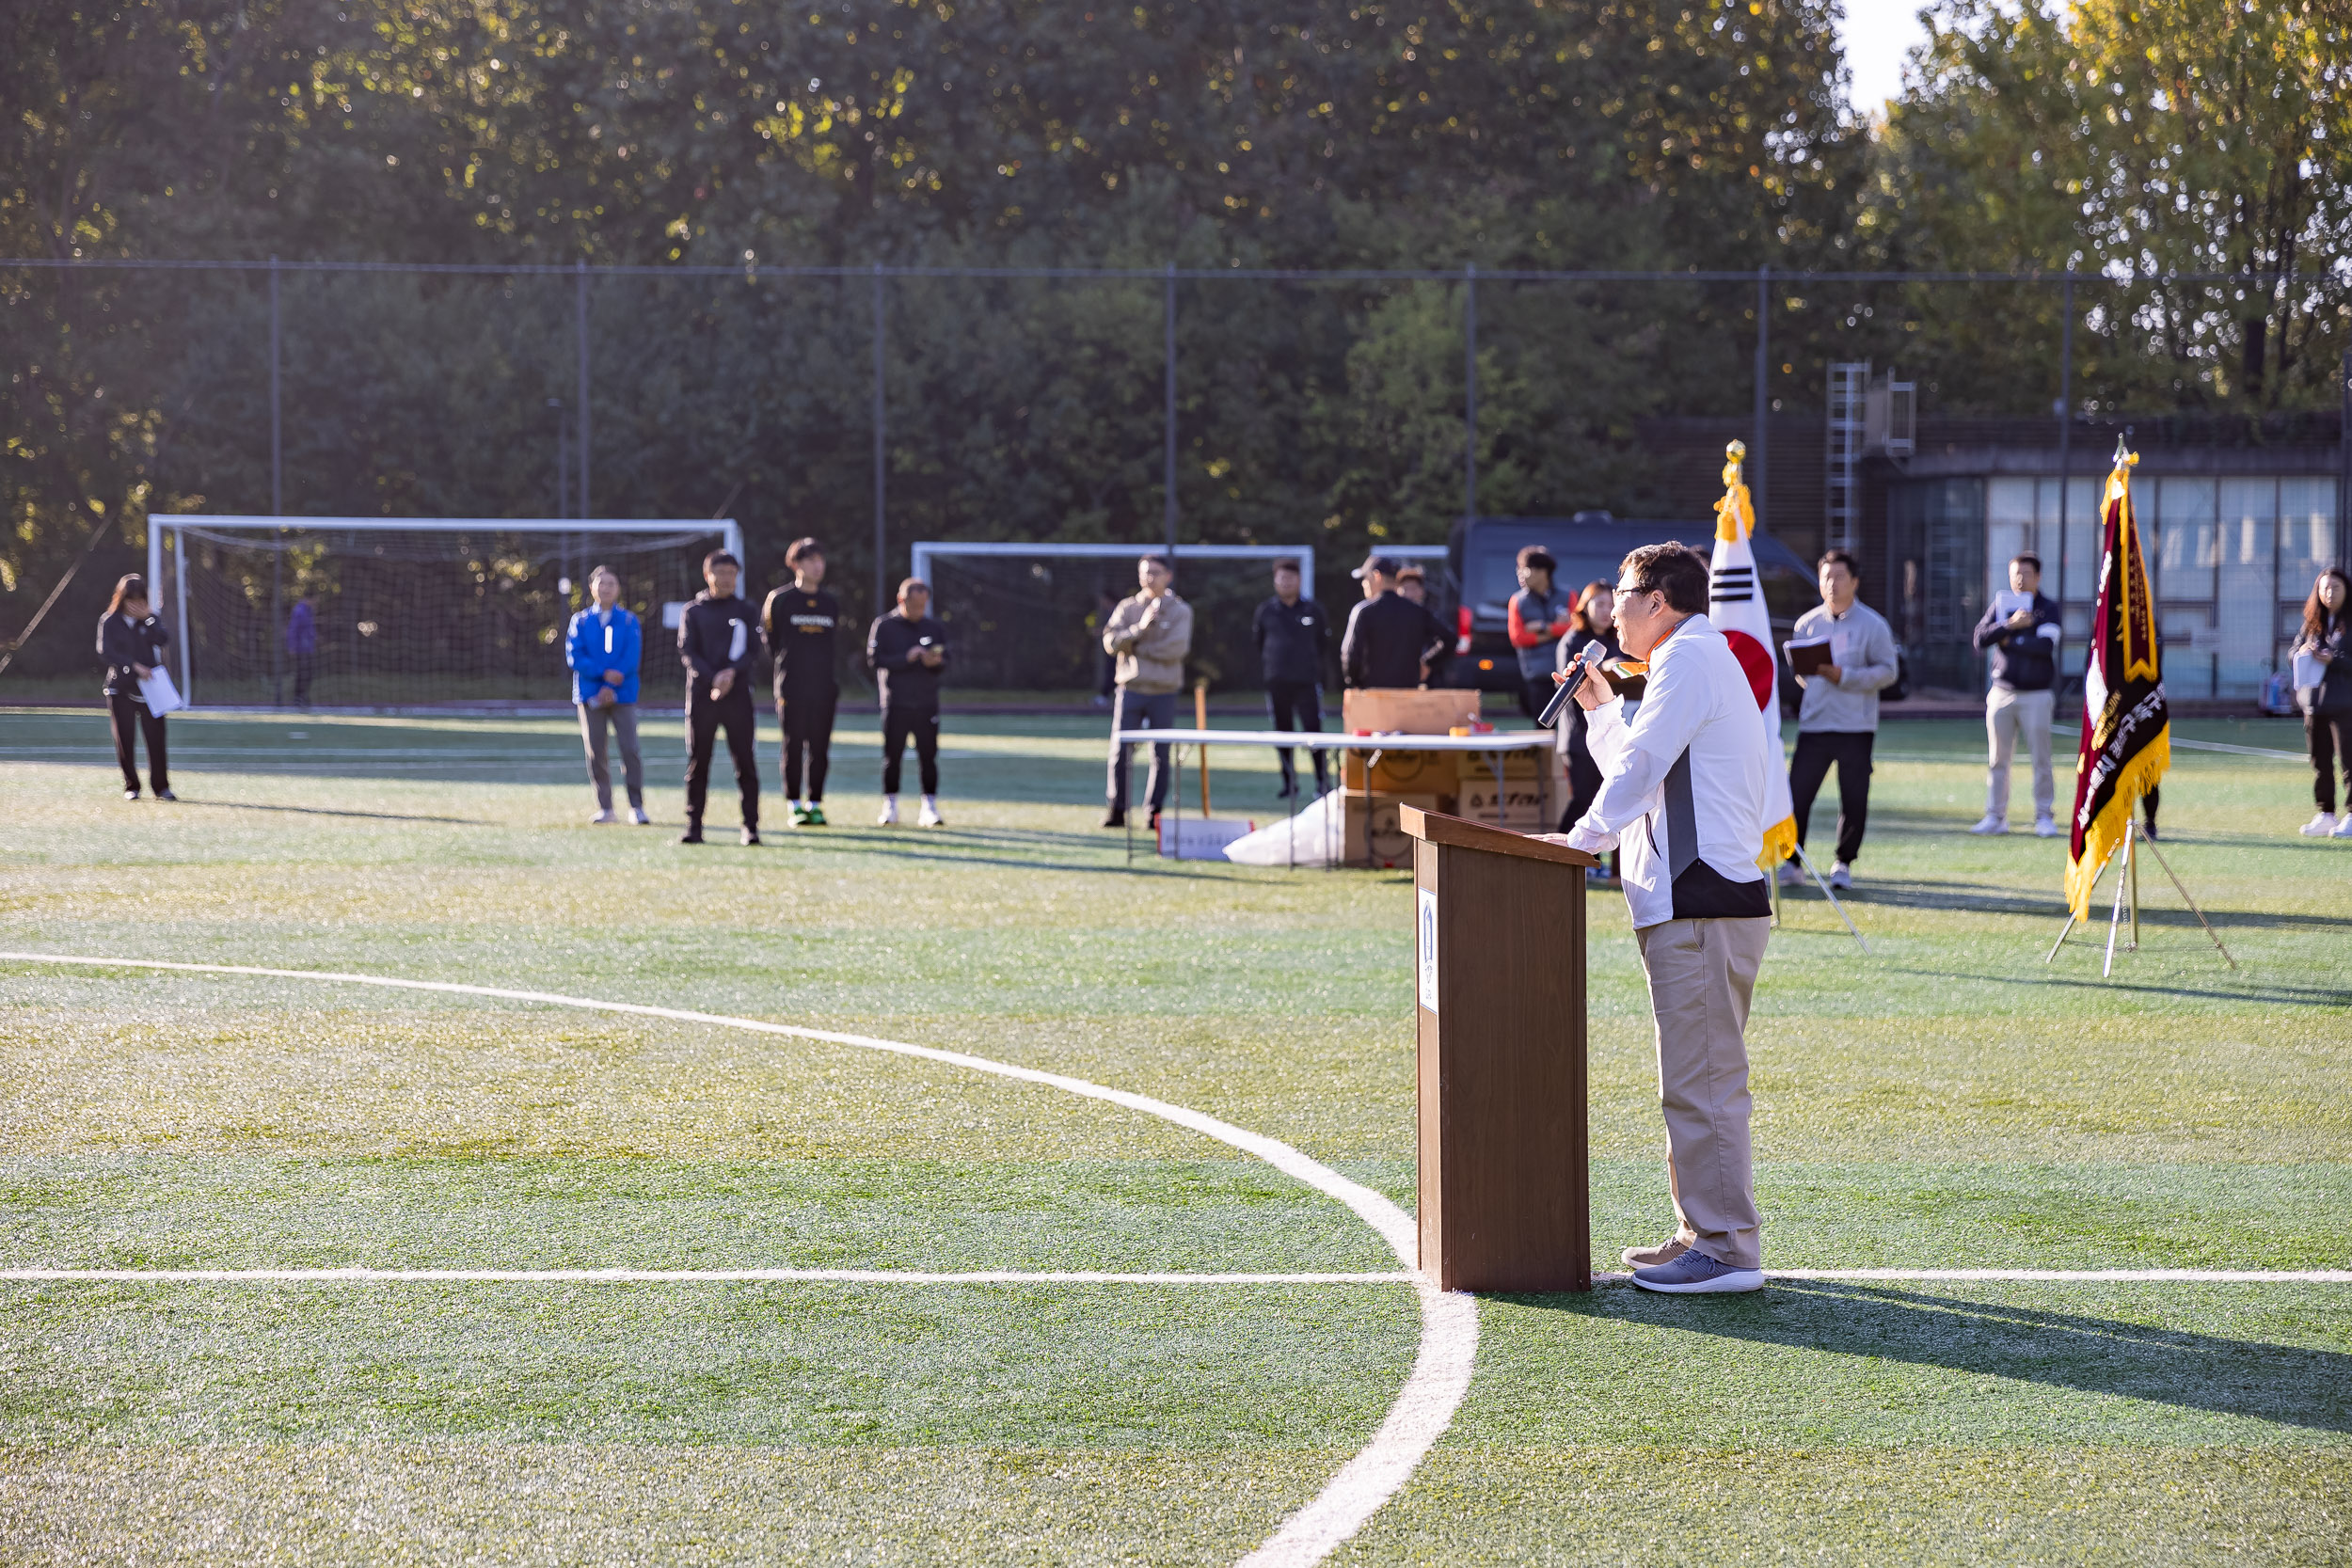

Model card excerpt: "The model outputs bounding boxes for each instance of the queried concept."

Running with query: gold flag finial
[1723,439,1746,489]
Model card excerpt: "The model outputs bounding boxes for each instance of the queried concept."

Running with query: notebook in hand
[1783,638,1833,676]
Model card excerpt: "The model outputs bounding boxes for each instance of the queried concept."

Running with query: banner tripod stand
[2044,819,2236,975]
[1788,843,1868,954]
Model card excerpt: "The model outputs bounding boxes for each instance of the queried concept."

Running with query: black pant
[108,693,167,794]
[882,705,940,795]
[685,685,759,827]
[1107,688,1177,812]
[779,689,837,801]
[1560,739,1602,834]
[292,652,316,707]
[1265,679,1327,791]
[2310,711,2352,814]
[1789,730,1873,865]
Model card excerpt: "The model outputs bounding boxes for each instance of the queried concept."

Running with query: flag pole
[2102,821,2135,976]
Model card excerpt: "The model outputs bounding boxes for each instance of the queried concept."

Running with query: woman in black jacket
[98,574,174,800]
[1554,580,1623,854]
[2294,567,2351,838]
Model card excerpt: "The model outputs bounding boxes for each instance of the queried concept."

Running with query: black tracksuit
[1342,591,1447,689]
[764,585,842,801]
[99,611,171,796]
[678,591,761,829]
[866,611,949,795]
[1971,591,2062,691]
[1254,593,1332,791]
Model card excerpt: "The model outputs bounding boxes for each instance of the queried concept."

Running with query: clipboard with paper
[137,666,186,716]
[1782,636,1833,676]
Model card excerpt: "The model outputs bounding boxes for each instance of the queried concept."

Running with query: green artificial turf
[2,705,2346,1564]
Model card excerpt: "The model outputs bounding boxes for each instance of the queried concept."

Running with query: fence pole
[1464,262,1478,526]
[2055,274,2074,631]
[1165,261,1178,558]
[574,260,591,522]
[270,254,283,706]
[1752,262,1769,531]
[269,256,282,515]
[2341,347,2350,570]
[873,261,887,611]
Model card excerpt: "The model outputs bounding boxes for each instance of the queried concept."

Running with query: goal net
[152,517,740,707]
[909,542,1323,694]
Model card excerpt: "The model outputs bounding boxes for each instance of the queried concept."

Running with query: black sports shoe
[1101,808,1126,829]
[678,826,705,845]
[155,789,177,801]
[740,826,761,846]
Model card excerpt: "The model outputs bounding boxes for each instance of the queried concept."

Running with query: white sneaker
[878,796,899,826]
[1967,815,2007,835]
[918,797,945,828]
[1829,861,1853,890]
[1776,862,1805,887]
[2334,816,2352,840]
[2034,816,2060,838]
[2299,812,2337,838]
[590,809,617,824]
[629,807,651,825]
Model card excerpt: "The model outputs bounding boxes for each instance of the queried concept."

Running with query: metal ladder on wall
[1825,360,1868,555]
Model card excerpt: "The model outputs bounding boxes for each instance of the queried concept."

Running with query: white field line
[0,950,1470,1568]
[1592,1269,2352,1285]
[2169,736,2307,761]
[3,1268,1409,1285]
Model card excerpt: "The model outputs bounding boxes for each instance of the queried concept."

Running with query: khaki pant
[1985,685,2056,823]
[1633,915,1771,1270]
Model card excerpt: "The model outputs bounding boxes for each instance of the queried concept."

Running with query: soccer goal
[906,541,1319,692]
[149,516,743,707]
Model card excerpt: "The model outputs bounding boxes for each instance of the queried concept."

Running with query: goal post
[907,541,1321,694]
[150,515,742,708]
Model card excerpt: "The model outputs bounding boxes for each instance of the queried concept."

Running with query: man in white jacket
[1555,543,1774,1294]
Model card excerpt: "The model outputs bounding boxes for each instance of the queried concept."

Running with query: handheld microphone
[1538,643,1601,729]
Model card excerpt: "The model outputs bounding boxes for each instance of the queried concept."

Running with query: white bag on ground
[1223,790,1343,868]
[137,667,186,716]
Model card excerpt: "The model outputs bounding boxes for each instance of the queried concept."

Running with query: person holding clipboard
[97,574,177,801]
[1781,550,1899,889]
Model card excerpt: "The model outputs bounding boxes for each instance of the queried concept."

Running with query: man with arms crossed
[1969,551,2063,837]
[866,578,949,826]
[565,565,649,825]
[1554,544,1773,1294]
[763,537,842,827]
[1101,555,1193,831]
[677,549,761,846]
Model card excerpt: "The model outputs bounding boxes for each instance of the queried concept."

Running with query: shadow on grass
[1815,876,2352,934]
[1883,965,2352,1010]
[1516,1279,2352,1433]
[177,799,484,825]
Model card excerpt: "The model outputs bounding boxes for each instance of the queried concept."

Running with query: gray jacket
[1792,599,1899,733]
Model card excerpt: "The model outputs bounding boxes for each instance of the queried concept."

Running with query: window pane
[1986,477,2037,606]
[2278,477,2340,649]
[2216,478,2276,698]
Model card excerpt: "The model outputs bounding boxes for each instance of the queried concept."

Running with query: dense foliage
[3,0,2344,670]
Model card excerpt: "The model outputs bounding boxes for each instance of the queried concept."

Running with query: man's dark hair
[1517,545,1557,573]
[1618,544,1708,614]
[1397,564,1426,584]
[1818,548,1859,577]
[1272,557,1301,575]
[2011,551,2042,574]
[786,537,823,566]
[704,549,740,572]
[1139,554,1170,573]
[898,576,930,598]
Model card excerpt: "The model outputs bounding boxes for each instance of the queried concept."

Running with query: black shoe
[155,789,177,801]
[1149,810,1162,833]
[1102,808,1126,829]
[740,826,761,846]
[123,789,139,801]
[1276,780,1299,800]
[678,825,705,845]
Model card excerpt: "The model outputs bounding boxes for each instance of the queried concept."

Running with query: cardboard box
[1342,792,1450,868]
[1341,747,1460,795]
[1454,747,1565,787]
[1454,781,1560,832]
[1341,688,1480,736]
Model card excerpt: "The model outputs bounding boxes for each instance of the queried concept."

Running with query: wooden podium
[1400,804,1597,1292]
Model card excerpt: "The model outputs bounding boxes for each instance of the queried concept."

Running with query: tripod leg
[1791,843,1869,954]
[2139,834,2240,971]
[2043,908,2080,963]
[2128,827,2140,951]
[2103,822,2134,978]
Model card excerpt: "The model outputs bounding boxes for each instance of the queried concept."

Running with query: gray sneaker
[1631,1247,1764,1294]
[1620,1236,1690,1269]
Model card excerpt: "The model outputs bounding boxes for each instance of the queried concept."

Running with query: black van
[1438,513,1898,709]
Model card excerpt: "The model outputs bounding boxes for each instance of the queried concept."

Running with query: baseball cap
[1351,554,1401,579]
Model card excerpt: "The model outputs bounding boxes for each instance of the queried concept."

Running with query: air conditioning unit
[1867,373,1915,456]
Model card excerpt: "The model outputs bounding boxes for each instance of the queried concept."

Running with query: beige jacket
[1103,591,1193,694]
